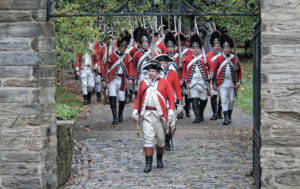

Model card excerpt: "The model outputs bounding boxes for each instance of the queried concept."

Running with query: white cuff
[168,109,174,117]
[75,67,79,71]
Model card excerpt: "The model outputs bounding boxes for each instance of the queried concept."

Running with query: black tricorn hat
[175,32,186,44]
[190,34,203,48]
[164,31,176,47]
[144,60,162,71]
[117,30,131,47]
[137,27,152,44]
[210,30,221,46]
[221,34,233,48]
[154,54,174,62]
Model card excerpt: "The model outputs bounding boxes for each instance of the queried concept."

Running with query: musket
[103,40,110,105]
[233,38,238,97]
[177,16,183,80]
[151,17,156,59]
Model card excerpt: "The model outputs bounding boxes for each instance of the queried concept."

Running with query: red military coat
[183,54,214,83]
[162,69,183,101]
[179,48,193,78]
[156,40,167,54]
[102,51,132,86]
[75,52,95,71]
[130,49,159,79]
[206,51,222,66]
[133,77,175,118]
[213,53,242,87]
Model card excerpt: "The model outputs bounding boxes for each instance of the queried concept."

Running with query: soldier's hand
[128,79,133,85]
[207,75,212,81]
[134,79,138,85]
[132,113,139,121]
[236,82,241,88]
[180,80,183,85]
[168,116,173,124]
[177,104,184,114]
[102,81,107,87]
[213,84,218,91]
[76,71,80,77]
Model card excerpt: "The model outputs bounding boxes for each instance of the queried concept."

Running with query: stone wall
[260,0,300,188]
[0,0,57,188]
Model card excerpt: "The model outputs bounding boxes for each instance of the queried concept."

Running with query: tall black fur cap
[210,30,221,46]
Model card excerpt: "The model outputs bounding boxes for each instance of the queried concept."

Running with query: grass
[56,85,82,120]
[236,58,253,115]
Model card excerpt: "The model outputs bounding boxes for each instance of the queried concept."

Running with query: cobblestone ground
[65,95,255,189]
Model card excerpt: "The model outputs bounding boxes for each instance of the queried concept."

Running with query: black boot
[156,146,164,168]
[165,134,171,151]
[144,156,153,173]
[129,90,133,102]
[223,111,229,125]
[210,95,218,120]
[109,96,118,125]
[96,92,102,102]
[192,98,200,123]
[184,95,191,117]
[118,100,126,123]
[125,90,130,104]
[83,95,88,105]
[199,99,208,121]
[228,110,233,124]
[218,98,223,119]
[87,92,92,104]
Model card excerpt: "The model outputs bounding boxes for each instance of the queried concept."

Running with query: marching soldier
[183,34,214,123]
[155,54,183,151]
[164,31,179,73]
[132,60,175,173]
[93,40,105,102]
[213,34,242,125]
[154,30,167,54]
[130,27,159,92]
[102,31,132,125]
[206,31,223,120]
[175,32,193,118]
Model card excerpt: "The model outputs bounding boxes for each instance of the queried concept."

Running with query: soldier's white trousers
[189,83,208,100]
[142,111,165,148]
[80,67,95,95]
[219,84,236,111]
[108,77,125,101]
[95,74,101,93]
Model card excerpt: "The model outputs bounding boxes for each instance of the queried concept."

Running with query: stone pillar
[261,0,300,188]
[0,0,57,188]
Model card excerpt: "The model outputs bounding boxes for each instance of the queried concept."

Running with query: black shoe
[177,112,183,119]
[165,134,171,151]
[109,96,118,125]
[157,154,164,168]
[191,98,200,124]
[144,156,153,173]
[118,100,126,122]
[223,111,229,125]
[210,95,218,120]
[87,92,92,104]
[218,98,223,119]
[228,110,232,124]
[96,92,102,102]
[83,95,88,105]
[199,99,208,122]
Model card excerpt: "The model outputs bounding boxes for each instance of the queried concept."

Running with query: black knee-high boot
[210,95,218,120]
[184,94,191,117]
[109,96,118,125]
[228,109,232,124]
[199,99,208,121]
[83,95,88,105]
[223,111,229,125]
[144,147,154,173]
[218,98,223,119]
[191,98,200,124]
[118,100,126,122]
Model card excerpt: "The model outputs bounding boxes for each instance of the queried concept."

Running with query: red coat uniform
[75,52,95,71]
[102,51,132,86]
[183,54,214,83]
[93,42,106,73]
[180,48,193,78]
[162,70,183,101]
[206,51,222,65]
[128,46,138,58]
[213,53,242,87]
[130,49,159,79]
[156,40,167,54]
[133,78,175,118]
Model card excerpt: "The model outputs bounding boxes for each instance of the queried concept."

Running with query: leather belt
[146,106,156,111]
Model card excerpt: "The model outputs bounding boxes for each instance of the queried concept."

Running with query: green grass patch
[56,85,82,120]
[236,59,253,115]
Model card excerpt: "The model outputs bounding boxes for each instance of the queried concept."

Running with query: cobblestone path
[65,98,255,189]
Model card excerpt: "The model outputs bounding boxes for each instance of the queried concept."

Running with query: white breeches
[142,112,165,148]
[219,83,236,111]
[189,83,208,100]
[108,78,125,101]
[80,68,95,95]
[95,74,101,93]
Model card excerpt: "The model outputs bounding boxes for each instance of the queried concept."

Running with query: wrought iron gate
[252,20,261,189]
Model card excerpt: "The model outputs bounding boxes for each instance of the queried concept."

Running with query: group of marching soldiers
[75,25,242,173]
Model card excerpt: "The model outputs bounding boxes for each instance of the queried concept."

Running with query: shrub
[56,103,79,120]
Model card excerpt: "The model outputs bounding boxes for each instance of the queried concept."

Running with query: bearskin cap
[133,26,141,42]
[137,27,152,44]
[117,30,131,47]
[210,30,221,46]
[164,31,176,47]
[189,34,203,48]
[221,34,233,48]
[175,32,186,43]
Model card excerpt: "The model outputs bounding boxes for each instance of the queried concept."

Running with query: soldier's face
[142,41,149,50]
[167,46,175,54]
[213,44,221,53]
[192,46,202,56]
[148,69,158,80]
[161,61,168,70]
[119,46,126,53]
[223,46,231,56]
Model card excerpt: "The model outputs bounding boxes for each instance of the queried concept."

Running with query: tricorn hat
[221,34,233,48]
[117,30,131,47]
[154,54,174,62]
[164,31,176,47]
[137,27,152,44]
[144,60,162,71]
[190,34,203,48]
[210,30,221,46]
